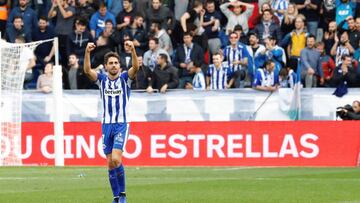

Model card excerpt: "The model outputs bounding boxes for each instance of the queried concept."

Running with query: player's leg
[103,124,121,203]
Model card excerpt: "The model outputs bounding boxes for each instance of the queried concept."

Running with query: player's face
[106,57,121,76]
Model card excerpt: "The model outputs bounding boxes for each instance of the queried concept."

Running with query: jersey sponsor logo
[104,89,122,97]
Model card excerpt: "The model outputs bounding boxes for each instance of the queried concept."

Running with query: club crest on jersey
[115,133,124,143]
[104,89,122,97]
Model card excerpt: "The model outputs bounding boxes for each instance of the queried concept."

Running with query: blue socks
[115,164,126,193]
[108,168,120,198]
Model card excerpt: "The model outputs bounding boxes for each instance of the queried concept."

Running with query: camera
[336,104,353,120]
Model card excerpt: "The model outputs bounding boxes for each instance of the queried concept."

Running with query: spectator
[37,62,53,93]
[280,3,298,36]
[300,34,324,87]
[92,33,113,68]
[63,53,92,89]
[281,14,308,71]
[316,41,336,86]
[331,31,355,66]
[291,0,321,36]
[136,0,149,18]
[7,0,37,34]
[102,19,122,52]
[246,32,266,81]
[356,17,360,31]
[120,39,133,70]
[354,40,360,74]
[0,0,9,35]
[320,0,336,28]
[323,21,337,54]
[143,37,171,71]
[116,0,135,31]
[332,54,357,87]
[169,0,189,22]
[253,60,279,91]
[48,0,75,66]
[5,16,31,43]
[206,52,234,90]
[223,32,249,88]
[180,0,203,33]
[185,61,206,90]
[253,9,282,43]
[106,0,123,17]
[279,66,297,88]
[271,0,289,24]
[338,16,360,49]
[67,17,93,64]
[188,23,208,52]
[122,15,147,53]
[253,2,280,26]
[201,0,221,55]
[260,36,286,73]
[150,20,173,56]
[131,55,152,90]
[146,0,175,33]
[89,2,116,39]
[234,24,248,45]
[173,32,204,88]
[75,0,95,21]
[147,53,179,93]
[32,16,55,68]
[336,0,356,30]
[220,0,254,35]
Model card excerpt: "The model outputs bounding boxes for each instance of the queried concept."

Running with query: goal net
[0,39,56,166]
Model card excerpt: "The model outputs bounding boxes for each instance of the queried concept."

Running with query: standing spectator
[331,31,355,66]
[37,63,53,93]
[260,36,287,73]
[173,32,204,88]
[300,35,324,87]
[116,0,135,32]
[120,39,133,70]
[320,0,336,29]
[316,41,336,86]
[323,21,337,54]
[91,33,113,68]
[147,53,179,93]
[246,32,266,82]
[220,0,254,35]
[150,20,173,56]
[67,17,93,64]
[63,53,92,89]
[5,16,31,42]
[32,16,55,68]
[206,52,234,90]
[253,9,282,43]
[106,0,123,17]
[122,15,147,53]
[135,0,148,18]
[281,3,298,38]
[48,0,75,66]
[336,0,356,30]
[131,55,152,90]
[89,2,116,39]
[291,0,321,36]
[180,0,203,33]
[271,0,289,24]
[0,0,10,35]
[7,0,37,34]
[146,0,175,33]
[143,37,171,71]
[223,32,249,88]
[332,54,357,87]
[102,19,121,52]
[170,0,189,22]
[201,0,221,55]
[338,16,360,49]
[75,0,95,21]
[234,24,248,45]
[253,60,279,91]
[185,61,206,90]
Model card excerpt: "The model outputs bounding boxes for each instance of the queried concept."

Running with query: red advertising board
[17,122,360,167]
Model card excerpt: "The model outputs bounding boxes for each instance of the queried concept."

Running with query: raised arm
[180,12,190,32]
[127,41,140,79]
[84,43,98,81]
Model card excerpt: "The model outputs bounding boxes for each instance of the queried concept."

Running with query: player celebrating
[84,41,139,203]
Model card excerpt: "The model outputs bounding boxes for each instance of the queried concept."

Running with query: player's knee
[111,157,122,168]
[107,159,116,170]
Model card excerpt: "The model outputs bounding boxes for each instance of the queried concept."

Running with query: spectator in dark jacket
[173,32,204,88]
[146,0,175,33]
[63,53,93,89]
[5,16,31,43]
[75,0,95,21]
[116,0,136,31]
[122,15,147,53]
[253,9,282,44]
[7,0,38,34]
[147,53,179,93]
[131,55,152,90]
[332,54,357,87]
[338,101,360,120]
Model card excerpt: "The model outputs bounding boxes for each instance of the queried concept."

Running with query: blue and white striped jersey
[223,44,248,72]
[206,63,233,90]
[253,68,279,87]
[97,72,130,124]
[192,71,206,90]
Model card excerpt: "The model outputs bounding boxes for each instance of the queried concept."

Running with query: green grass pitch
[0,167,359,203]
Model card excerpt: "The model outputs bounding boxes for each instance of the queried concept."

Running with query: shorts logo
[115,133,124,143]
[103,144,106,149]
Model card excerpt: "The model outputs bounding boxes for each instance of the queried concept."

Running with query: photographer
[337,100,360,120]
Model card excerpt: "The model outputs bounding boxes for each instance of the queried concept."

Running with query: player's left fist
[125,41,135,50]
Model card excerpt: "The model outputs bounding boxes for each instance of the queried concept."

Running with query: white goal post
[0,36,64,166]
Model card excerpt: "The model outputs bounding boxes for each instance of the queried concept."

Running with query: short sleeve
[206,66,211,77]
[97,73,107,82]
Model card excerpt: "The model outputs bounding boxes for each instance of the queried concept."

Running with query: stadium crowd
[0,0,359,92]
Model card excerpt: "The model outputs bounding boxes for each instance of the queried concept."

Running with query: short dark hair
[76,17,88,26]
[183,32,193,37]
[233,24,243,31]
[307,34,316,40]
[13,15,23,22]
[124,0,133,3]
[265,60,275,67]
[206,0,215,5]
[212,51,223,57]
[262,9,273,15]
[279,68,289,78]
[149,36,159,44]
[104,52,120,64]
[158,53,168,62]
[151,20,161,30]
[341,54,351,61]
[105,19,113,25]
[39,16,48,21]
[69,53,79,59]
[248,32,258,38]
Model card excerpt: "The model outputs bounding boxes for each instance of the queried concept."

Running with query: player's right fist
[86,43,96,53]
